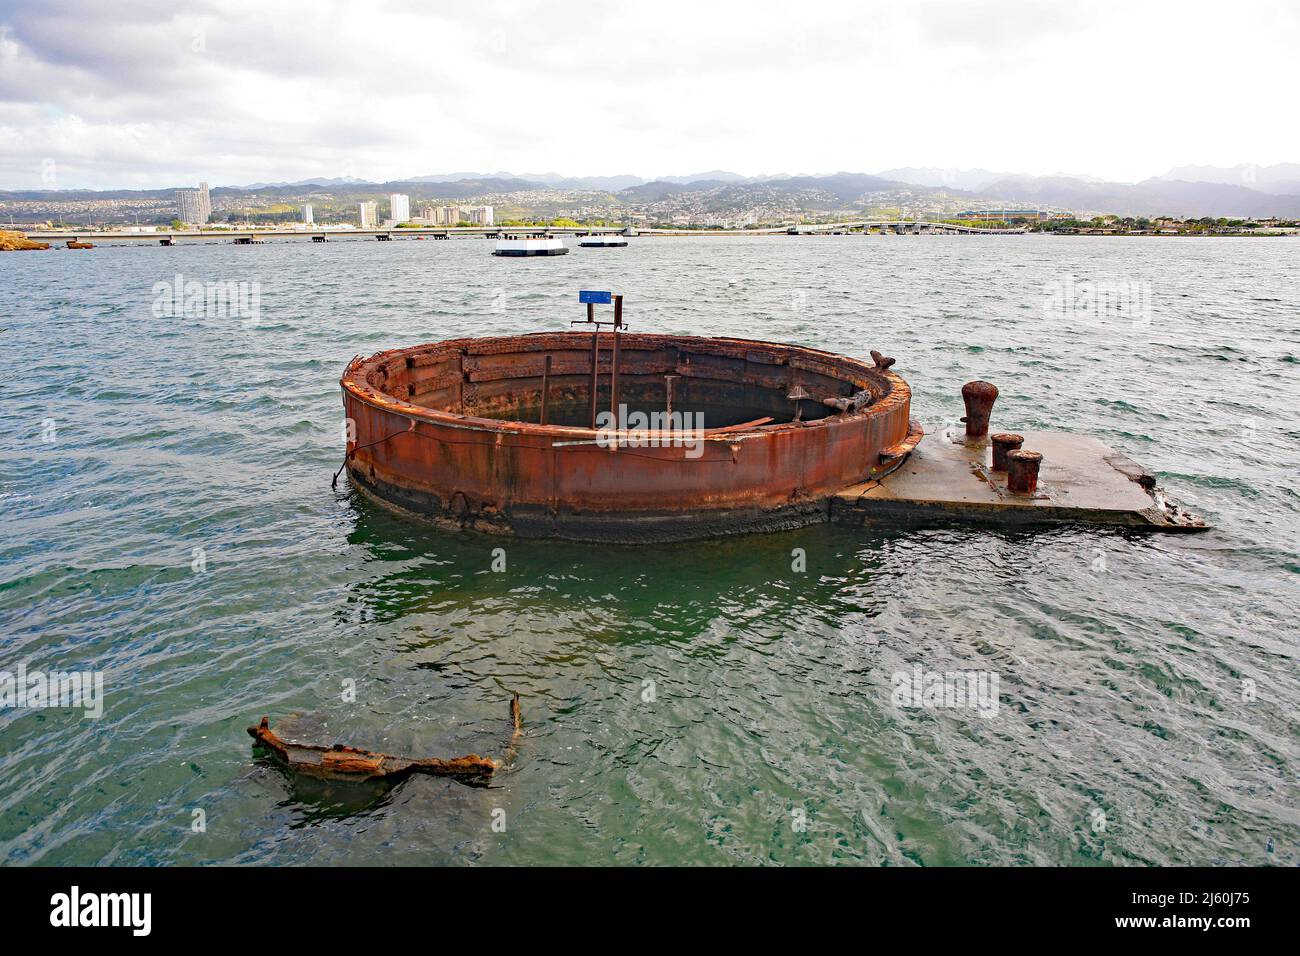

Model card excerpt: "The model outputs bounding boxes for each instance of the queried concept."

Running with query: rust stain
[340,332,916,541]
[247,714,505,783]
[1007,449,1044,494]
[990,433,1024,471]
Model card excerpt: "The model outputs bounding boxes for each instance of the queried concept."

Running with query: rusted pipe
[609,327,621,449]
[588,327,600,430]
[608,295,624,429]
[990,432,1024,471]
[1006,449,1042,494]
[540,354,551,425]
[961,381,998,438]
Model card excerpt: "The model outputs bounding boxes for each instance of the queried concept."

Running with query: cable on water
[331,423,414,489]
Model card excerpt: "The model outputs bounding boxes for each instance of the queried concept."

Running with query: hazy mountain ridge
[1157,162,1300,195]
[8,164,1300,219]
[975,174,1300,218]
[239,176,369,189]
[878,167,1010,191]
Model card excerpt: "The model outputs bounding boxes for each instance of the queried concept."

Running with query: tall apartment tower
[389,193,410,223]
[358,201,377,229]
[197,181,211,223]
[303,203,314,225]
[175,181,213,224]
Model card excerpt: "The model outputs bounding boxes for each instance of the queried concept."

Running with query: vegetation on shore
[1027,215,1298,235]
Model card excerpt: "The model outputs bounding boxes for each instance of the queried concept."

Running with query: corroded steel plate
[341,332,918,542]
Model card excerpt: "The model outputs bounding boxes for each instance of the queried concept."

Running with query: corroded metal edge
[247,694,524,784]
[347,463,835,543]
[340,331,912,442]
[340,333,915,540]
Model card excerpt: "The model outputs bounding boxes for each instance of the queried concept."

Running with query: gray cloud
[1,0,1297,189]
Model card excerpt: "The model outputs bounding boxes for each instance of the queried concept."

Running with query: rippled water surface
[1,235,1296,866]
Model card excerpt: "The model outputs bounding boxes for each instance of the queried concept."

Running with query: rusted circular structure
[340,332,922,542]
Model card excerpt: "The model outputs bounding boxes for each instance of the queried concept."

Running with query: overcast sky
[2,0,1297,190]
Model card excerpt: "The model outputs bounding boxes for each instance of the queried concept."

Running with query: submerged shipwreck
[338,292,1205,542]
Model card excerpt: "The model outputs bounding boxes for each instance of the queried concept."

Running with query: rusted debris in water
[340,305,918,541]
[337,296,1206,538]
[248,693,522,784]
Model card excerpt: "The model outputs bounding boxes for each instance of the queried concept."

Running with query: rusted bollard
[961,381,998,439]
[990,433,1024,471]
[1006,449,1043,494]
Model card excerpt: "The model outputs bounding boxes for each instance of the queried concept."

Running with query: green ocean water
[1,235,1296,865]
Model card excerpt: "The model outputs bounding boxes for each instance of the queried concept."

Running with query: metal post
[990,433,1023,471]
[540,354,551,425]
[961,381,998,439]
[588,324,600,430]
[609,295,623,443]
[1007,450,1043,494]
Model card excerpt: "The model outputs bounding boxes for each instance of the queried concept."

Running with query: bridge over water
[641,220,1025,236]
[23,225,629,244]
[25,220,1024,245]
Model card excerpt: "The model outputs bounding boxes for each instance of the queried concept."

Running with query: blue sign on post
[579,290,613,305]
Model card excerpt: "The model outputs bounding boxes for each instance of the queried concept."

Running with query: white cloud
[1,0,1297,189]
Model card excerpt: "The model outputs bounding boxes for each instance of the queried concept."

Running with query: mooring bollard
[961,381,998,438]
[1006,449,1043,494]
[990,433,1024,471]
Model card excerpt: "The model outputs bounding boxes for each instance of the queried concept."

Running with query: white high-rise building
[389,193,410,223]
[436,204,489,225]
[175,181,212,224]
[303,203,314,225]
[358,201,377,228]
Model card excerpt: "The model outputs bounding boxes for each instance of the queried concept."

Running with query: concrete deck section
[833,429,1207,531]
